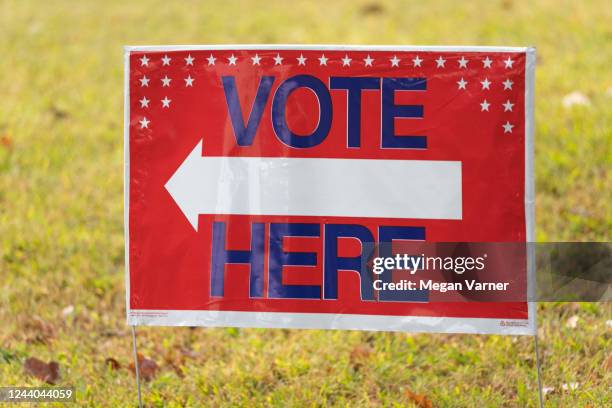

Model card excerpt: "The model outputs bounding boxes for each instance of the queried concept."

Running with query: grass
[0,0,610,406]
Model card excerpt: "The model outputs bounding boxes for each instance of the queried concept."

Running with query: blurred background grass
[0,0,610,406]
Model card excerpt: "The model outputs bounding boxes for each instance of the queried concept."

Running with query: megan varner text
[373,279,510,293]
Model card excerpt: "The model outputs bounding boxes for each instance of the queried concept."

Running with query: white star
[480,78,492,90]
[273,54,283,65]
[161,55,171,66]
[504,57,514,69]
[139,76,150,87]
[161,75,171,87]
[363,55,374,67]
[435,56,446,68]
[482,57,492,68]
[139,117,150,129]
[458,56,469,68]
[184,54,194,66]
[318,54,328,66]
[139,55,149,66]
[412,55,423,67]
[296,54,307,66]
[228,54,238,65]
[502,121,514,133]
[503,79,514,90]
[390,55,400,67]
[457,77,468,90]
[184,75,194,87]
[251,54,262,65]
[342,54,352,66]
[503,100,514,112]
[139,96,150,108]
[207,54,216,66]
[161,96,171,108]
[480,99,491,111]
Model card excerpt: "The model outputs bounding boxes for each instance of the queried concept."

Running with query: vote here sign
[124,46,535,335]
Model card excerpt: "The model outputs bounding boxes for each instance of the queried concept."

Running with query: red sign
[125,46,535,335]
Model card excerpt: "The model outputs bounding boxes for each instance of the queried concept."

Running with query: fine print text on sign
[125,45,535,335]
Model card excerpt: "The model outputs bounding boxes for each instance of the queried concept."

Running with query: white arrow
[165,140,462,231]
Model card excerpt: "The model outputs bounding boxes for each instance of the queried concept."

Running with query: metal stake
[131,325,143,408]
[534,333,544,408]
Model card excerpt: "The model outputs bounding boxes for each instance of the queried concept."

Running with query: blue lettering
[269,223,321,299]
[323,224,375,300]
[272,75,333,148]
[222,76,275,146]
[211,221,265,298]
[329,77,380,148]
[381,78,427,149]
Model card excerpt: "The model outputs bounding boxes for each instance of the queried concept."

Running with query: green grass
[0,0,610,406]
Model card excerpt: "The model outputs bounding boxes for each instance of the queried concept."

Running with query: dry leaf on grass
[405,389,434,408]
[129,353,159,381]
[24,316,55,345]
[105,357,121,370]
[349,345,373,370]
[139,358,159,381]
[164,348,184,366]
[163,348,187,378]
[0,135,12,149]
[168,362,185,378]
[24,357,60,384]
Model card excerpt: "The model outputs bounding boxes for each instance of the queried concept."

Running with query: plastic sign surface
[125,45,535,335]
